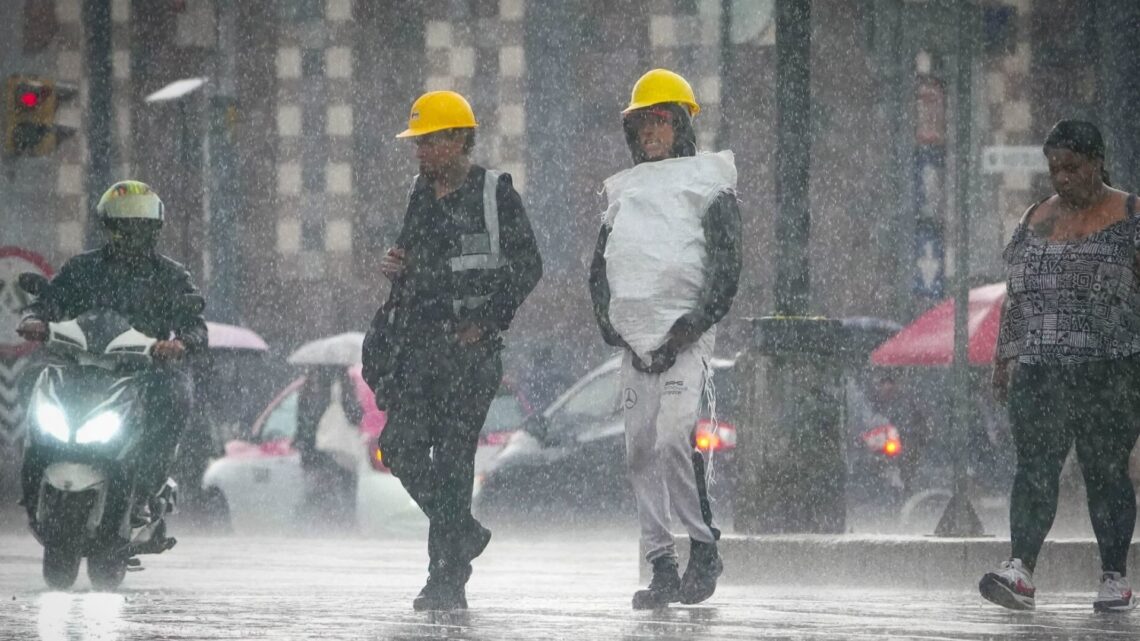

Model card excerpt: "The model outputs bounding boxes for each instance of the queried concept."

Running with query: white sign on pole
[982,146,1047,174]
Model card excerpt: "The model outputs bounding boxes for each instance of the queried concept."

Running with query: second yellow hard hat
[623,69,700,116]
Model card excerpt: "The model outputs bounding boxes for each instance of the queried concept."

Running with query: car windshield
[549,368,621,433]
[482,393,526,435]
[260,389,299,442]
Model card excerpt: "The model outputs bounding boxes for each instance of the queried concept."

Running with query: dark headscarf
[623,102,697,165]
[1043,119,1111,186]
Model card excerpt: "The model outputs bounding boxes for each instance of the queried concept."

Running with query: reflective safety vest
[448,169,503,318]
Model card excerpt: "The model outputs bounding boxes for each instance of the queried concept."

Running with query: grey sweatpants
[622,333,718,562]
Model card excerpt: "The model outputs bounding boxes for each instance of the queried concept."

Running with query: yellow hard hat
[396,90,478,138]
[623,69,700,117]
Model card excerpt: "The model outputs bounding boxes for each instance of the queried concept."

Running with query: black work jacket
[25,247,209,353]
[588,190,743,348]
[382,165,542,344]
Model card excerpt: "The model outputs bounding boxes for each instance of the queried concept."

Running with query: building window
[302,49,325,77]
[281,0,323,22]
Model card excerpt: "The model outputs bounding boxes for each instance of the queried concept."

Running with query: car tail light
[367,440,391,473]
[694,419,736,452]
[479,430,513,447]
[861,424,902,458]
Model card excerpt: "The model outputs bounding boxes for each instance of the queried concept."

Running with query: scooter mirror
[178,293,206,315]
[18,272,49,296]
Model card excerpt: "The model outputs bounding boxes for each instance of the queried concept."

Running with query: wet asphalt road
[2,525,1140,641]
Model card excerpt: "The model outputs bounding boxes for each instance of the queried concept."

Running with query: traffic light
[4,74,77,157]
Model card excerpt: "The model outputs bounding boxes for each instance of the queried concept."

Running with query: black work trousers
[379,338,501,579]
[1008,356,1140,574]
[136,368,193,495]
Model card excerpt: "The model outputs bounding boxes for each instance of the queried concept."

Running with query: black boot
[679,539,723,604]
[632,556,681,610]
[412,577,468,611]
[411,518,488,611]
[413,562,471,611]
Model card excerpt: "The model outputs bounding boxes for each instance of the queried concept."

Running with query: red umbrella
[206,321,269,352]
[870,282,1006,367]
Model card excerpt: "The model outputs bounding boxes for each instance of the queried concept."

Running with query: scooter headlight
[76,411,123,444]
[36,402,70,443]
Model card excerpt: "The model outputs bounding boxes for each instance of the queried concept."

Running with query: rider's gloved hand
[152,339,186,361]
[16,318,48,342]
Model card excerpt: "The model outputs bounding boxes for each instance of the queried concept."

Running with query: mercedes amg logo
[623,388,638,409]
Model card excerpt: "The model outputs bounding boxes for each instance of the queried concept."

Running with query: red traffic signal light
[18,90,43,109]
[4,75,77,156]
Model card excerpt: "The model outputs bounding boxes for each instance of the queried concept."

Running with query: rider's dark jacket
[24,246,208,352]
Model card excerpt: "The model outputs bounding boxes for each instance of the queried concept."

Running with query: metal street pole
[935,0,984,538]
[736,0,845,535]
[82,0,112,247]
[773,0,811,317]
[715,0,734,153]
[207,0,240,324]
[145,79,207,279]
[1096,0,1140,195]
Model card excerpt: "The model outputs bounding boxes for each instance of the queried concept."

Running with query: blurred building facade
[2,0,1138,363]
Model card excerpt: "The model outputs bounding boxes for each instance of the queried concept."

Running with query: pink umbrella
[870,282,1006,367]
[206,321,269,351]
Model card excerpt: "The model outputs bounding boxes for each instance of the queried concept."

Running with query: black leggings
[1008,357,1140,574]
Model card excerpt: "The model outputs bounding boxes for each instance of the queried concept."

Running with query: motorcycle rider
[17,180,208,523]
[589,69,742,609]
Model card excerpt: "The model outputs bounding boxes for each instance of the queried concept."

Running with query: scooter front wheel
[87,551,128,591]
[42,546,81,590]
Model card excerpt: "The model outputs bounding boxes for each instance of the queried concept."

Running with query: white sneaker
[1094,572,1136,613]
[979,558,1036,611]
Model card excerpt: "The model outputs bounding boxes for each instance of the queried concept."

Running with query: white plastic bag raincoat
[602,150,737,363]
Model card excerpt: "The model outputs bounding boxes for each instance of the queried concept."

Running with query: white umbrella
[287,332,365,366]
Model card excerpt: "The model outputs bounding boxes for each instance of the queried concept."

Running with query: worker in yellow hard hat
[365,90,543,612]
[589,68,742,610]
[621,68,701,164]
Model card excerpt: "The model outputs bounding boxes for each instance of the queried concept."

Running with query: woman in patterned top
[979,120,1140,613]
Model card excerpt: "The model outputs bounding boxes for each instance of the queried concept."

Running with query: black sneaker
[632,556,681,610]
[679,539,723,604]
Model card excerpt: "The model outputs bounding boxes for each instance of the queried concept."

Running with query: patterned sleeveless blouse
[998,194,1140,365]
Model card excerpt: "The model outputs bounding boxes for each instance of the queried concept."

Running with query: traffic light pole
[82,0,113,245]
[206,0,241,324]
[934,0,984,538]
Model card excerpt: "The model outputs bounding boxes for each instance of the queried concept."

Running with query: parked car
[201,364,531,534]
[473,355,741,524]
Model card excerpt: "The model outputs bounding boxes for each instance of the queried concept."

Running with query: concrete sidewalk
[695,535,1140,591]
